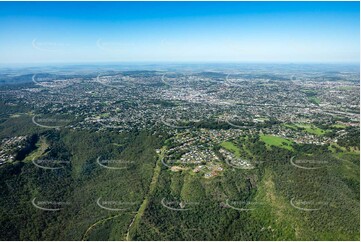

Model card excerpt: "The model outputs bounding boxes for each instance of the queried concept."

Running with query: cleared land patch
[221,141,241,157]
[260,135,294,151]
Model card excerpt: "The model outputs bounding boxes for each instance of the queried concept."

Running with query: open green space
[221,141,241,157]
[296,124,325,135]
[308,96,321,105]
[284,123,327,136]
[331,124,347,129]
[23,136,49,162]
[260,135,294,151]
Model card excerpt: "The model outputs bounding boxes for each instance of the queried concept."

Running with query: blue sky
[0,1,359,64]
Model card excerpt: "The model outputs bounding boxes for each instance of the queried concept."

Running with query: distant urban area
[0,64,359,240]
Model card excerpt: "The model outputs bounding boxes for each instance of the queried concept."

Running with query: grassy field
[283,124,298,130]
[284,123,327,136]
[221,141,241,157]
[23,136,49,162]
[331,124,347,129]
[260,135,294,151]
[308,96,321,105]
[295,124,326,135]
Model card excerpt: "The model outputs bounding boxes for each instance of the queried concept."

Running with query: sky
[0,1,359,64]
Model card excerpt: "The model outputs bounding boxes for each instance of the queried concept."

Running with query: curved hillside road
[82,214,124,241]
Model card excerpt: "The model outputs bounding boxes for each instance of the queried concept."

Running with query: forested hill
[0,124,359,240]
